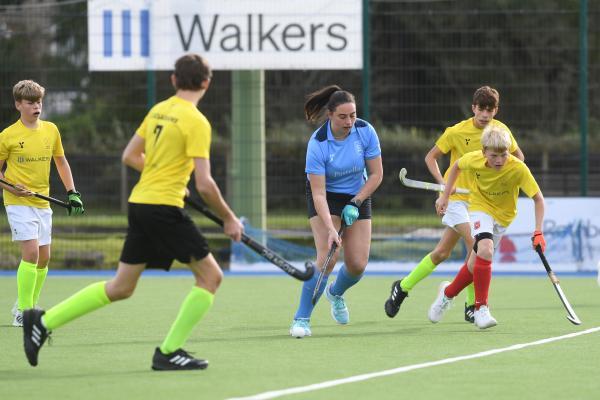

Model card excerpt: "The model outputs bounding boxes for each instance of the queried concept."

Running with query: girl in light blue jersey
[290,85,383,338]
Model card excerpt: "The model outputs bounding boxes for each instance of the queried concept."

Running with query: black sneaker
[384,280,408,318]
[152,347,209,371]
[464,303,475,323]
[23,309,50,366]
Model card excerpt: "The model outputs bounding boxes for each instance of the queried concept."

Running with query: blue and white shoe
[290,319,312,338]
[325,283,349,325]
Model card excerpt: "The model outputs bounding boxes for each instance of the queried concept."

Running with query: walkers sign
[88,0,362,71]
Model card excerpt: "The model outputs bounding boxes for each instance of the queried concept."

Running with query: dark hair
[173,54,212,91]
[472,86,499,109]
[304,85,355,122]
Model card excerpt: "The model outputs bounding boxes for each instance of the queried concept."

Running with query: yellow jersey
[128,96,211,208]
[436,118,519,202]
[0,119,65,208]
[458,151,540,227]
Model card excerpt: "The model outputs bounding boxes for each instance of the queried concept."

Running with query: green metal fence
[0,0,598,268]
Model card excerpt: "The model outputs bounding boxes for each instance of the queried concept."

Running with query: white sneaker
[289,319,312,338]
[12,309,23,327]
[11,299,18,316]
[428,281,453,323]
[474,305,497,329]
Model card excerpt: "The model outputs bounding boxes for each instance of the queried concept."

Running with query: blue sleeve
[364,124,382,160]
[305,138,325,175]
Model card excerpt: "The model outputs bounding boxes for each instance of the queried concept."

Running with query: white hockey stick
[398,168,470,194]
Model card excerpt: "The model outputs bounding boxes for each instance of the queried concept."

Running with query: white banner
[502,197,600,270]
[229,197,600,274]
[88,0,362,71]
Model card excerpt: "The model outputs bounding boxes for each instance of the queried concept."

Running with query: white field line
[227,327,600,400]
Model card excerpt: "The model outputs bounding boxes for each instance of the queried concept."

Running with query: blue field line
[0,270,596,278]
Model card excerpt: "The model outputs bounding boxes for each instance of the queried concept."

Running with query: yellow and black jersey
[129,96,211,208]
[0,119,65,208]
[436,118,518,202]
[458,151,540,227]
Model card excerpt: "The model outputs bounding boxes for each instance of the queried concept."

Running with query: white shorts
[441,200,470,230]
[6,205,53,245]
[469,211,507,251]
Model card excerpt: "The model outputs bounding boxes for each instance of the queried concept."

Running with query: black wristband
[67,190,80,196]
[349,198,362,208]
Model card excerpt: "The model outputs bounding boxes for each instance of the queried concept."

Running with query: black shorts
[120,203,210,270]
[305,180,372,219]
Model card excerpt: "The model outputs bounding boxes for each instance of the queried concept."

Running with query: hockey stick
[535,245,582,325]
[0,177,70,209]
[311,225,345,305]
[399,168,469,194]
[184,197,315,281]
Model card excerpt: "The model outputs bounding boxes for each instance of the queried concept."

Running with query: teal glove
[67,190,84,216]
[341,200,360,226]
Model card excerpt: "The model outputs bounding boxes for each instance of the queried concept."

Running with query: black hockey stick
[311,225,345,305]
[184,197,315,281]
[535,245,582,325]
[0,177,70,209]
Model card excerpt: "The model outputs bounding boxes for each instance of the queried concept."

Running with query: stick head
[399,168,407,182]
[567,315,582,325]
[304,261,316,279]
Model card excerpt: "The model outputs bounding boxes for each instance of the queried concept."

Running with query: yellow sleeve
[185,118,211,159]
[435,128,452,154]
[507,129,519,153]
[53,129,65,157]
[0,132,8,160]
[519,164,540,198]
[457,152,472,170]
[135,115,149,139]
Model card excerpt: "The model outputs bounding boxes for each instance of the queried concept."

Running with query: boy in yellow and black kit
[22,54,243,371]
[0,80,84,327]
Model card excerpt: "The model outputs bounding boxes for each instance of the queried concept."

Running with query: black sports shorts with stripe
[120,203,210,270]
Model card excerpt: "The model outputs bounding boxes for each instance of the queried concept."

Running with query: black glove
[67,190,84,216]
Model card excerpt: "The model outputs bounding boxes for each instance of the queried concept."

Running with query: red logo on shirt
[474,220,480,230]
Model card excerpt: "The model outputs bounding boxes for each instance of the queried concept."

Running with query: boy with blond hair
[384,86,524,322]
[0,80,84,327]
[428,125,545,329]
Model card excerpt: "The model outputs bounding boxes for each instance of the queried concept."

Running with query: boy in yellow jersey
[384,86,524,323]
[22,54,244,370]
[428,125,545,329]
[0,80,84,327]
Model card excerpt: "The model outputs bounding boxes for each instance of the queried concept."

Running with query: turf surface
[1,274,599,399]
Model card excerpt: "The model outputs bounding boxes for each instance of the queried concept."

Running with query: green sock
[400,254,437,292]
[160,287,214,354]
[33,266,48,306]
[17,260,38,310]
[43,281,111,330]
[465,282,475,306]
